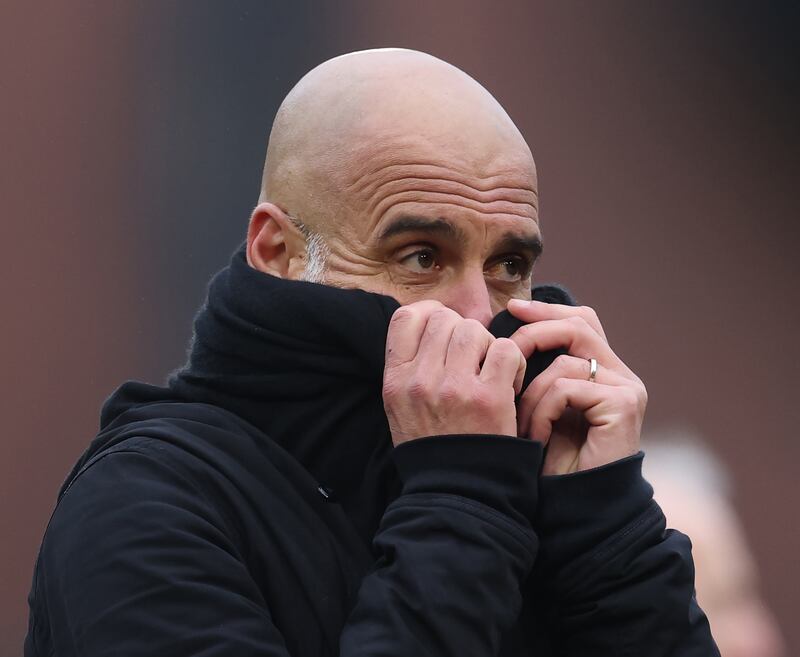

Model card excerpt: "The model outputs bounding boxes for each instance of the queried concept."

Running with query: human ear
[246,202,303,278]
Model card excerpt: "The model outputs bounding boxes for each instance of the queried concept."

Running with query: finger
[517,354,629,437]
[385,300,444,366]
[507,299,607,342]
[479,337,527,395]
[528,378,620,442]
[444,318,493,376]
[414,307,462,367]
[508,317,627,373]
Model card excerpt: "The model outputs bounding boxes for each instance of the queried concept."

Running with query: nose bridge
[447,268,493,326]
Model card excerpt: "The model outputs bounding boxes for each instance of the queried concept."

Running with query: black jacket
[25,245,718,656]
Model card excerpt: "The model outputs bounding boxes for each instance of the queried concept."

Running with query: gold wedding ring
[588,357,598,383]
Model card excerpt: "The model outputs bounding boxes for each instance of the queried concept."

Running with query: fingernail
[507,298,530,310]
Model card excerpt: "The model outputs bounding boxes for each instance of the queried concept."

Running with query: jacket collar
[150,243,573,541]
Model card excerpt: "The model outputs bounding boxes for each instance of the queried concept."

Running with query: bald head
[260,48,535,235]
[248,49,541,324]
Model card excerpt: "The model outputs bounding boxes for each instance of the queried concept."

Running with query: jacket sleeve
[27,434,542,657]
[530,452,720,657]
[340,434,542,656]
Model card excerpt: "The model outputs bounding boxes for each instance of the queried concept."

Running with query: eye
[486,256,531,283]
[398,247,440,274]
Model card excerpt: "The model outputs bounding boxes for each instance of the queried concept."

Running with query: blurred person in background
[644,429,787,657]
[25,49,719,656]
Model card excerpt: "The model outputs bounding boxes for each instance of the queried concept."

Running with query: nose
[442,271,494,327]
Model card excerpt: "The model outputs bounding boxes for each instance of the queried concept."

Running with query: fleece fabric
[25,244,719,656]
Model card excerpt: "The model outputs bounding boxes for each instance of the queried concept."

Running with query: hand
[507,299,647,475]
[383,301,527,447]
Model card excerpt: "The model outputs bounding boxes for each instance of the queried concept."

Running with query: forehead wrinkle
[369,191,537,225]
[363,175,538,214]
[346,161,537,198]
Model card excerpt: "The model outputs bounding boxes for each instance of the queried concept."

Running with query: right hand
[382,301,527,446]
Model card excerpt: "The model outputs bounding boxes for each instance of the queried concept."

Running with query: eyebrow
[378,215,467,243]
[378,214,543,260]
[495,232,543,261]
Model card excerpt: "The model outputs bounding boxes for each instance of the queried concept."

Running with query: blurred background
[1,1,797,654]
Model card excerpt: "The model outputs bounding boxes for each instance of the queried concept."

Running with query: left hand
[506,299,647,475]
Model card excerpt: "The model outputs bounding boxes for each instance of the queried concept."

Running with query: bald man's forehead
[261,48,538,239]
[333,131,537,194]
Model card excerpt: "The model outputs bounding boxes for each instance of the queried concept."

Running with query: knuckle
[487,337,515,362]
[567,315,590,331]
[509,323,533,343]
[486,338,510,361]
[578,305,599,322]
[439,378,464,403]
[431,307,452,320]
[406,375,430,399]
[413,299,445,312]
[390,300,443,324]
[427,307,457,330]
[461,317,486,334]
[552,377,571,395]
[455,317,484,338]
[517,323,535,337]
[389,306,415,326]
[492,336,517,354]
[451,318,490,351]
[552,353,572,372]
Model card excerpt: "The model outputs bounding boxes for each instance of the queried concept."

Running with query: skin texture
[382,301,527,446]
[247,49,647,472]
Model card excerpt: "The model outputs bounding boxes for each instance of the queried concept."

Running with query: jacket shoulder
[27,432,293,657]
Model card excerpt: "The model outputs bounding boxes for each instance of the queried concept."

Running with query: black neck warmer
[168,244,574,543]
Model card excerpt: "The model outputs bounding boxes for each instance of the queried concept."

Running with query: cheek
[488,290,516,318]
[390,280,533,316]
[489,292,511,317]
[323,243,387,278]
[489,284,531,313]
[385,283,444,307]
[320,250,401,297]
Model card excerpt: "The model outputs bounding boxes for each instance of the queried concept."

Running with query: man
[25,49,718,656]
